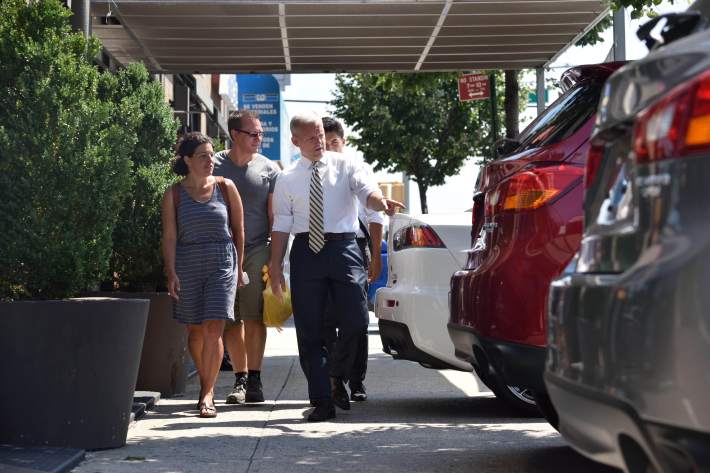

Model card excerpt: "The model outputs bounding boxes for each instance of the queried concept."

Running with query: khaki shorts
[226,243,270,326]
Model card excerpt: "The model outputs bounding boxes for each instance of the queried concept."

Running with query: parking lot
[72,314,617,473]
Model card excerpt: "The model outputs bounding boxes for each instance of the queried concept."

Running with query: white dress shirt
[355,161,385,238]
[272,151,380,235]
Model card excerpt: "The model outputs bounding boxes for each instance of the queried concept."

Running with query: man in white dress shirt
[269,112,403,422]
[322,116,384,405]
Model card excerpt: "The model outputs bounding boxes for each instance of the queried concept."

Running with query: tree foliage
[332,72,513,213]
[99,64,179,291]
[577,0,678,46]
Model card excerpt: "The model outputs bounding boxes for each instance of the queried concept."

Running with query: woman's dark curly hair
[172,132,213,176]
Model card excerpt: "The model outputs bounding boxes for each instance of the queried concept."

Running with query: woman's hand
[167,272,180,301]
[237,267,246,288]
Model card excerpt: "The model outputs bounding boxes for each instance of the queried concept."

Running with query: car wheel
[533,391,559,430]
[491,378,540,415]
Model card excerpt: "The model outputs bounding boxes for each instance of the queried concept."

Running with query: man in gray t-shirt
[213,110,280,404]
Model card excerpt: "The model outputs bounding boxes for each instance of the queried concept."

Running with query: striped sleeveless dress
[173,183,237,324]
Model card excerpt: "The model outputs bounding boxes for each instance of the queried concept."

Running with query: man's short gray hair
[290,111,321,135]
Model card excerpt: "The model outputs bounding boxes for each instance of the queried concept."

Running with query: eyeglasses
[236,129,264,139]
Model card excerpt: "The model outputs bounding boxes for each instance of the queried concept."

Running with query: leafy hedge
[100,65,179,291]
[0,0,177,299]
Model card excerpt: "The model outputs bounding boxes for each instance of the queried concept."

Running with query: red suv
[448,62,625,415]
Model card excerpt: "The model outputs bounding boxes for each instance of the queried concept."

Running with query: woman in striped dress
[161,132,245,418]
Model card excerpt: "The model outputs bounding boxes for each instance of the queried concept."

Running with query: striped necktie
[308,160,325,253]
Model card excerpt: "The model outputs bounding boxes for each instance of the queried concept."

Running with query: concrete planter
[0,298,149,450]
[130,292,186,397]
[90,292,187,397]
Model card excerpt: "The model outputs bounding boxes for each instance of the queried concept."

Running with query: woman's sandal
[199,402,217,418]
[195,387,208,410]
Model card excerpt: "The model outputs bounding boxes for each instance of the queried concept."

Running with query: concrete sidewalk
[71,315,611,473]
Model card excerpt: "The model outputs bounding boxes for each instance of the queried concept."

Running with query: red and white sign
[458,73,490,101]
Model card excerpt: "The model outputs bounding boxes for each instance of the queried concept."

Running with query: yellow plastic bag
[261,265,293,328]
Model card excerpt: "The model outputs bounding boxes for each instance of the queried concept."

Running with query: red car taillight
[392,224,445,251]
[489,165,584,213]
[633,69,710,163]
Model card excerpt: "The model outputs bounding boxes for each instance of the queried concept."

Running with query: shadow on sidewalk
[71,334,620,473]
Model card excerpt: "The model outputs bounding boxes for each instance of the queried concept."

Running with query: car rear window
[515,82,602,152]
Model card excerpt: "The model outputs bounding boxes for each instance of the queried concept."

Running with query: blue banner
[236,74,281,161]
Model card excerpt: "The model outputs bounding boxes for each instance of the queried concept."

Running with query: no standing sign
[458,73,490,101]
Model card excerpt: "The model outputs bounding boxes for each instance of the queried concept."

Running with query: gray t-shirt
[213,151,280,251]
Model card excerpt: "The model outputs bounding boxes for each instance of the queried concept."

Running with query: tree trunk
[504,70,520,139]
[417,181,429,214]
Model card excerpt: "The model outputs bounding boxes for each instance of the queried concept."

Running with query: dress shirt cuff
[272,215,293,234]
[357,184,381,209]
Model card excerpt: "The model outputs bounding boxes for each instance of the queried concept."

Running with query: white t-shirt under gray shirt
[213,151,280,252]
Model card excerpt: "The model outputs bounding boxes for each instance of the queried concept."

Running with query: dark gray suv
[544,2,710,472]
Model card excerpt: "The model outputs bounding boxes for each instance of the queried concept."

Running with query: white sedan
[375,213,472,371]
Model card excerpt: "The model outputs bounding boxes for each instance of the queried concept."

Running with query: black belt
[295,232,356,241]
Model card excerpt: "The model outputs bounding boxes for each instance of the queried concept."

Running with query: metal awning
[91,0,608,74]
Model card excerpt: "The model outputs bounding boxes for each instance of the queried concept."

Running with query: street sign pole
[489,72,498,161]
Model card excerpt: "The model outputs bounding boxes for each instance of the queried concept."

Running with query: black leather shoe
[350,382,367,402]
[307,402,336,422]
[331,378,351,410]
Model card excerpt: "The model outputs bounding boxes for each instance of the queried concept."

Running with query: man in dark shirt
[213,110,280,404]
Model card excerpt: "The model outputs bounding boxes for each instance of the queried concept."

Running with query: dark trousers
[290,236,369,402]
[324,237,370,385]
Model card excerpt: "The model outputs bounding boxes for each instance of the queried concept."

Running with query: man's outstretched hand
[382,198,405,216]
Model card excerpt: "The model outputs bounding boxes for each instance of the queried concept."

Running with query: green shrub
[0,0,135,300]
[99,65,179,291]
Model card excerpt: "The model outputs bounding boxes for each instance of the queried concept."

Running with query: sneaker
[226,376,247,404]
[350,382,367,402]
[245,375,265,403]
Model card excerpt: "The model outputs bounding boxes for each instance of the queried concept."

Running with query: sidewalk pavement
[68,314,591,473]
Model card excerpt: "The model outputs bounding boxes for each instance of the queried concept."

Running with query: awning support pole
[70,0,90,37]
[535,68,545,116]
